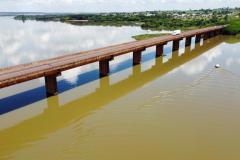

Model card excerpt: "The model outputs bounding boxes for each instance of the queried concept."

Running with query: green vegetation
[14,8,240,33]
[224,19,240,35]
[132,33,169,40]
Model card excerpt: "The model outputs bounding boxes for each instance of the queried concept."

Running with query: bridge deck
[0,26,225,90]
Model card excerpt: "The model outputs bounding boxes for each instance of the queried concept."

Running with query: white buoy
[215,64,220,68]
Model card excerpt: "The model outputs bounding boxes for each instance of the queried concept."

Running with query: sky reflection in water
[0,16,240,115]
[1,17,240,160]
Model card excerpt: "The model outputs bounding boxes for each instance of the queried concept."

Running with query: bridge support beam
[185,37,192,47]
[133,49,145,65]
[99,58,112,77]
[173,39,180,51]
[45,73,61,97]
[156,44,164,57]
[195,34,202,43]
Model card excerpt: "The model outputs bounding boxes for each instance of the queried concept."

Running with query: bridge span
[0,26,225,97]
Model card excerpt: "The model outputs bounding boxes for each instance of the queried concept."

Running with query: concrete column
[217,29,222,35]
[45,74,59,97]
[156,44,164,57]
[218,29,222,34]
[207,32,213,38]
[203,32,209,40]
[185,37,192,47]
[173,40,180,51]
[99,59,110,77]
[218,29,223,34]
[210,31,215,37]
[195,34,201,43]
[133,49,145,65]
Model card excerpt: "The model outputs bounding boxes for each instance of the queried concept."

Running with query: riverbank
[223,19,240,35]
[14,8,239,31]
[132,33,170,40]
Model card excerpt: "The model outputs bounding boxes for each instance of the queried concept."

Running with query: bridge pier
[215,30,220,35]
[195,34,202,43]
[173,39,181,51]
[185,37,192,47]
[210,31,215,37]
[133,49,145,65]
[203,32,209,40]
[156,44,165,57]
[45,73,61,97]
[99,58,112,77]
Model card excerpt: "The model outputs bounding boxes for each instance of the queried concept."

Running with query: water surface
[1,17,240,160]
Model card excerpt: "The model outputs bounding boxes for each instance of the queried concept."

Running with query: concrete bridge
[0,25,225,97]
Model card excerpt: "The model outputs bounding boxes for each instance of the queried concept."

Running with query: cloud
[0,0,239,12]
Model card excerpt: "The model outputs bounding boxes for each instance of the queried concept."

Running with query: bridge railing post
[45,72,61,97]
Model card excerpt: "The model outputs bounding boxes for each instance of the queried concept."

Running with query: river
[1,16,240,160]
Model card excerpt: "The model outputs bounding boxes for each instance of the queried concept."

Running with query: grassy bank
[15,8,236,32]
[224,19,240,35]
[132,33,170,40]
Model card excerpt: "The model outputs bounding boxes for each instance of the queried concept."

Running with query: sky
[0,0,240,13]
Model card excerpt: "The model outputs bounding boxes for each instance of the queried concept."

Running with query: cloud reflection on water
[0,17,159,68]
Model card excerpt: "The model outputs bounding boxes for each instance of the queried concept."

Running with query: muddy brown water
[1,17,240,160]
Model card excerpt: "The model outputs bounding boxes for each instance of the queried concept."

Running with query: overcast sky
[0,0,240,13]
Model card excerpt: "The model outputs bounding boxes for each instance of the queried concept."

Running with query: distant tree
[20,15,26,23]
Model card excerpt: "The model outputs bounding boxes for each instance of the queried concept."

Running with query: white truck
[172,30,181,35]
